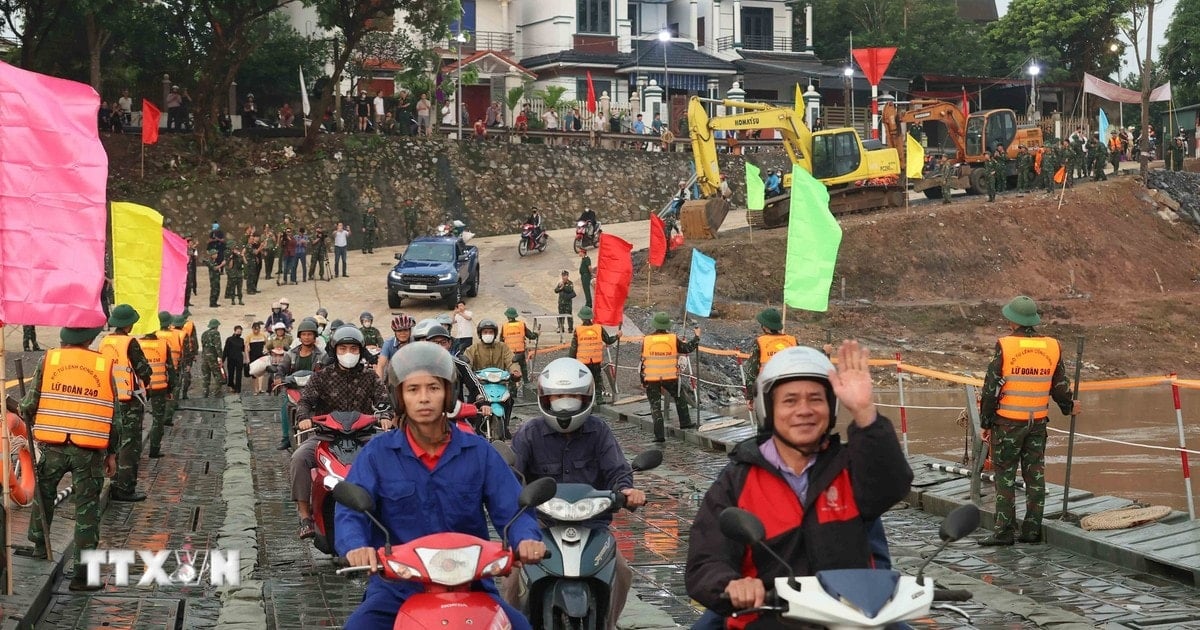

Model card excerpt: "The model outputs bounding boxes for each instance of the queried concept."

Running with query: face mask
[480,333,496,344]
[337,352,360,369]
[550,397,582,413]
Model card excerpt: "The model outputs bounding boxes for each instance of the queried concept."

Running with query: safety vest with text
[32,348,115,449]
[996,335,1061,422]
[641,333,678,382]
[140,337,170,391]
[98,334,139,402]
[575,325,604,365]
[162,329,183,368]
[502,321,528,353]
[756,334,797,365]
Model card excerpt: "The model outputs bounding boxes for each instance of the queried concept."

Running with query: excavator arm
[881,100,970,169]
[687,96,814,198]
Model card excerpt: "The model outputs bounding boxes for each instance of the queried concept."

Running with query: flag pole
[0,327,13,595]
[781,304,787,333]
[140,141,145,179]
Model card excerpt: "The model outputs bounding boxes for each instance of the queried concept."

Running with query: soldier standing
[262,227,277,281]
[201,320,223,398]
[579,249,594,308]
[22,325,41,351]
[1015,145,1032,194]
[554,271,577,333]
[978,297,1080,546]
[362,206,379,254]
[983,153,998,203]
[1069,126,1087,179]
[569,306,619,400]
[157,311,184,430]
[225,243,245,306]
[99,305,152,503]
[991,144,1008,195]
[19,326,118,591]
[176,312,198,398]
[640,312,700,442]
[502,307,540,392]
[1171,137,1187,172]
[938,155,954,204]
[1089,132,1108,181]
[204,249,224,308]
[741,309,798,404]
[246,234,263,295]
[140,320,176,459]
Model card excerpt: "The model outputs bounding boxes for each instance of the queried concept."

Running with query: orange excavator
[881,99,1043,198]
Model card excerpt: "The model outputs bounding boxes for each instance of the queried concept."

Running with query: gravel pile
[1145,170,1200,223]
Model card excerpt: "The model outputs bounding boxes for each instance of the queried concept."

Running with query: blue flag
[686,250,716,317]
[1099,108,1109,145]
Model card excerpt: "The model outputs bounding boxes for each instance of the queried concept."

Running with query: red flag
[961,86,969,119]
[1053,164,1066,184]
[142,98,161,144]
[649,214,666,267]
[593,233,633,326]
[851,48,896,86]
[586,71,597,114]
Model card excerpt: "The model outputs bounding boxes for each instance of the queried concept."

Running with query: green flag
[745,162,765,211]
[784,164,841,312]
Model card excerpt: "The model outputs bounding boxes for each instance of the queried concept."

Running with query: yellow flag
[906,134,924,180]
[110,201,164,336]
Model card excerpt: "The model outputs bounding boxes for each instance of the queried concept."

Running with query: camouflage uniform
[177,315,198,399]
[143,332,177,458]
[983,158,998,202]
[22,325,41,351]
[246,239,262,294]
[938,158,954,204]
[991,147,1008,195]
[641,327,701,442]
[362,208,379,254]
[360,325,384,348]
[224,248,245,305]
[1088,136,1108,181]
[979,325,1075,544]
[204,251,222,307]
[1042,145,1060,193]
[1015,147,1032,193]
[1070,133,1087,179]
[20,347,119,581]
[262,233,277,281]
[201,323,222,398]
[110,335,152,497]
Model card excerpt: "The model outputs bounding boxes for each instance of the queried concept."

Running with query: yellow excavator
[679,87,903,237]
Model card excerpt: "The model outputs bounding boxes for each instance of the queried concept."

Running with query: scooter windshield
[815,568,900,619]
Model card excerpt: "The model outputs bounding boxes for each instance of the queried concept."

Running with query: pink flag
[159,229,188,313]
[0,62,108,327]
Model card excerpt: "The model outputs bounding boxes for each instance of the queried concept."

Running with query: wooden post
[0,328,13,594]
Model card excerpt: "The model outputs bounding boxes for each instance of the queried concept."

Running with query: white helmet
[390,341,458,414]
[753,346,837,435]
[411,318,443,341]
[538,357,595,433]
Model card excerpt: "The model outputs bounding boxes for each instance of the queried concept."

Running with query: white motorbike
[718,503,980,629]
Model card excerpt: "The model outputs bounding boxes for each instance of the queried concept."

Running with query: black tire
[573,237,584,254]
[466,267,479,297]
[538,235,548,252]
[968,167,986,195]
[313,500,335,555]
[518,239,529,257]
[445,287,461,309]
[923,187,943,199]
[387,291,402,309]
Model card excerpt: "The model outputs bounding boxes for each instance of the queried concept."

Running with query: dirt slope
[630,176,1200,378]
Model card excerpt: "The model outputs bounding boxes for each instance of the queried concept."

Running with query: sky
[995,0,1178,77]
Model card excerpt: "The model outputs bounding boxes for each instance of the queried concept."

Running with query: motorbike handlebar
[336,565,374,575]
[933,588,973,602]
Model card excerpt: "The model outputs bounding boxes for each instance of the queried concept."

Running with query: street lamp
[843,66,854,129]
[658,29,671,130]
[455,31,468,140]
[1028,63,1040,121]
[1111,43,1124,128]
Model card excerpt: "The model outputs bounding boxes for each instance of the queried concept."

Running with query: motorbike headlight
[537,497,613,521]
[485,372,503,383]
[480,555,510,578]
[577,221,585,227]
[294,375,311,387]
[386,560,422,580]
[415,545,482,586]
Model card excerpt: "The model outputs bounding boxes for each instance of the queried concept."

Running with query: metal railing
[447,31,514,53]
[715,34,794,52]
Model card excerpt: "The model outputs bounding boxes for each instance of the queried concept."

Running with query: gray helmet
[331,326,365,350]
[411,318,442,341]
[316,308,329,318]
[754,346,836,436]
[329,319,345,332]
[436,313,453,328]
[296,319,320,335]
[390,341,458,413]
[423,324,451,342]
[360,311,374,323]
[476,319,499,337]
[538,357,595,433]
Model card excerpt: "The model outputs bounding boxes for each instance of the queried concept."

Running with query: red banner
[593,233,633,327]
[142,99,161,144]
[851,47,896,86]
[649,214,666,267]
[586,71,597,114]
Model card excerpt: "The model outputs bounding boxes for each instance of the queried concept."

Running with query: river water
[874,386,1200,514]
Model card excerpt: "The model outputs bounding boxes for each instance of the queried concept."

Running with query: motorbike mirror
[718,507,766,546]
[519,477,557,508]
[631,449,663,472]
[493,441,518,468]
[331,481,375,513]
[939,504,981,542]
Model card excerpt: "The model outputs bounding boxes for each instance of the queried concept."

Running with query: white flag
[300,66,310,116]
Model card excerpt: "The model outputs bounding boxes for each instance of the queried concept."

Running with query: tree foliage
[985,0,1135,83]
[1162,0,1200,106]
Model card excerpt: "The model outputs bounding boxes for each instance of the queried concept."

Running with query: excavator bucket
[678,198,733,239]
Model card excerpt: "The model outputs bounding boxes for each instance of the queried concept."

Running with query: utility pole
[1139,0,1155,176]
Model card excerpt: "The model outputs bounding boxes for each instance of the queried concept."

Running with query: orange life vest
[641,333,678,382]
[575,325,604,365]
[162,329,183,368]
[32,348,115,449]
[756,334,797,365]
[140,337,170,391]
[182,320,196,347]
[1033,148,1044,174]
[98,334,139,402]
[502,321,527,353]
[996,335,1061,421]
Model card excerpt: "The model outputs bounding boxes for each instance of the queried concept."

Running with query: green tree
[234,15,324,114]
[985,0,1134,83]
[1162,0,1200,106]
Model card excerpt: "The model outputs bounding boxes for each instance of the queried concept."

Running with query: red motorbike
[517,223,549,257]
[573,220,601,253]
[274,369,314,447]
[334,477,557,629]
[309,408,384,555]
